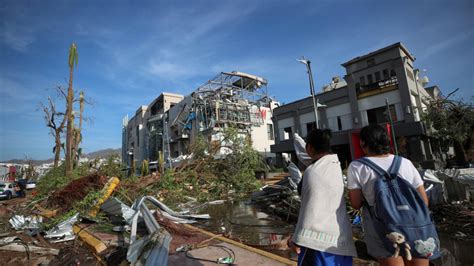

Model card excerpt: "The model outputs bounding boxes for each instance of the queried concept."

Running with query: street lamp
[297,57,320,128]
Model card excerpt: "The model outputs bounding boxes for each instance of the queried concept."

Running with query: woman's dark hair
[306,128,332,153]
[359,124,390,155]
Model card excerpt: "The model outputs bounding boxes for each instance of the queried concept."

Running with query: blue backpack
[357,156,440,260]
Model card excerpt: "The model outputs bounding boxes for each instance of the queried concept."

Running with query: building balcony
[357,76,398,99]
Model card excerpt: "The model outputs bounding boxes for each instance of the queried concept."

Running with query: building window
[283,127,293,140]
[367,105,398,125]
[306,122,316,135]
[267,124,274,140]
[383,69,389,79]
[136,126,140,146]
[390,69,396,77]
[360,76,366,86]
[375,71,381,81]
[337,116,342,131]
[367,58,375,66]
[367,74,374,84]
[406,68,415,81]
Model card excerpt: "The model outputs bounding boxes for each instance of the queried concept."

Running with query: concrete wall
[250,106,276,155]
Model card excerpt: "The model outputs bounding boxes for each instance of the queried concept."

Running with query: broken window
[406,68,415,81]
[375,71,381,81]
[306,122,316,135]
[390,69,396,77]
[283,127,293,140]
[367,74,374,84]
[267,124,274,140]
[367,105,398,125]
[337,116,342,131]
[136,126,140,146]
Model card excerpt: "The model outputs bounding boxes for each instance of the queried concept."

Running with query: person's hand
[287,237,301,254]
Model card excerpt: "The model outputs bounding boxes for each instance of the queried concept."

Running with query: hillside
[2,148,122,166]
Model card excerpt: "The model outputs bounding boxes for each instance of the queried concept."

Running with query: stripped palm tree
[65,43,78,176]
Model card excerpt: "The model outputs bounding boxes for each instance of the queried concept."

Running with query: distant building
[122,93,184,169]
[122,71,277,172]
[271,42,441,168]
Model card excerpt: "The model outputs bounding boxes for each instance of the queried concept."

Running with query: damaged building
[122,71,277,171]
[271,42,445,168]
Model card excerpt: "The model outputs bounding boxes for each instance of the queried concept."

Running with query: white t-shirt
[347,155,424,206]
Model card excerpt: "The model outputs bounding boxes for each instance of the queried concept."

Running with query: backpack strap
[357,157,392,180]
[388,155,402,178]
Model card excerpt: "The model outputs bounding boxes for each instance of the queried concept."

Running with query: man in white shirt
[291,129,356,265]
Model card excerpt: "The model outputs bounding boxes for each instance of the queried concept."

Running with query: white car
[0,182,17,200]
[26,181,36,190]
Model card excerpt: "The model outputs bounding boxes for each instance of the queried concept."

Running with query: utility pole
[297,57,319,128]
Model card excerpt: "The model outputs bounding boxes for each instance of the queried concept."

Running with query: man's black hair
[359,124,390,155]
[306,128,332,154]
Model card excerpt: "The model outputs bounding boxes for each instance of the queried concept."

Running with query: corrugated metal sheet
[9,215,42,230]
[44,213,79,242]
[101,197,135,224]
[127,197,172,265]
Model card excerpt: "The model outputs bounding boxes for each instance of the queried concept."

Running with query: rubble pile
[251,162,302,222]
[432,202,474,238]
[0,172,213,265]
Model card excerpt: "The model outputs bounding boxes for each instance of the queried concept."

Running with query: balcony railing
[357,76,398,98]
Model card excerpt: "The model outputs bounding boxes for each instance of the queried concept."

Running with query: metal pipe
[385,98,399,155]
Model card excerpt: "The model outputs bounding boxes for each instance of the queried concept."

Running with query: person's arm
[347,163,363,209]
[404,158,429,207]
[349,189,363,209]
[416,185,429,207]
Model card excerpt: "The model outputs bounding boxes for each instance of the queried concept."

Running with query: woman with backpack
[289,129,357,265]
[347,125,436,266]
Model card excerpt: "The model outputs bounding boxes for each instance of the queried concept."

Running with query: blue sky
[1,0,473,160]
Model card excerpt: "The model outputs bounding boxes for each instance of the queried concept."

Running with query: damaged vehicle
[0,181,17,200]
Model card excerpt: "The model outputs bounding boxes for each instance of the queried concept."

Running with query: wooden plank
[0,243,59,255]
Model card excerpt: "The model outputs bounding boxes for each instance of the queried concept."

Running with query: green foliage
[43,209,77,230]
[130,159,136,177]
[68,43,78,68]
[422,93,474,162]
[157,151,164,173]
[98,155,124,178]
[118,127,264,207]
[36,163,89,197]
[423,97,473,145]
[43,189,105,230]
[37,155,123,198]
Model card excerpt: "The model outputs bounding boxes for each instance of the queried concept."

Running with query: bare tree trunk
[65,67,74,176]
[54,129,61,167]
[72,92,84,168]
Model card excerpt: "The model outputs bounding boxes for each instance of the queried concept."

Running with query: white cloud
[1,21,35,52]
[421,30,473,59]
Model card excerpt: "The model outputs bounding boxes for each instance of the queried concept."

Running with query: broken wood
[0,243,59,255]
[73,224,108,254]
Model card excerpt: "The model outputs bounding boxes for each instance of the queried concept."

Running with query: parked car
[26,180,37,189]
[0,182,17,200]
